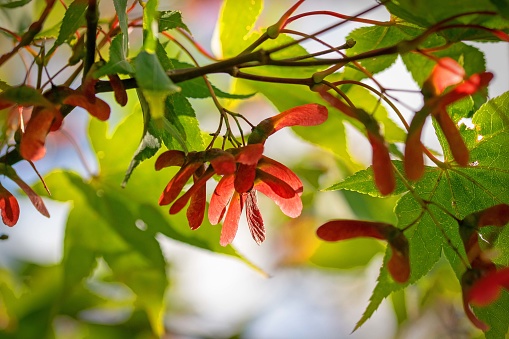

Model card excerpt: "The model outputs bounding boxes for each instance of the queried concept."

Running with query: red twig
[285,10,394,27]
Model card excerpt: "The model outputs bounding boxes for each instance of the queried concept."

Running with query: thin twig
[0,0,56,67]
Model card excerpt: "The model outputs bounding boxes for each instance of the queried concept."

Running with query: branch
[0,0,57,67]
[228,69,314,86]
[95,49,268,93]
[84,0,98,76]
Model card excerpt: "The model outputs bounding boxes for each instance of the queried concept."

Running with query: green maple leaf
[344,24,426,81]
[402,42,488,111]
[326,92,509,337]
[218,0,263,58]
[384,0,509,41]
[93,34,134,78]
[158,10,190,33]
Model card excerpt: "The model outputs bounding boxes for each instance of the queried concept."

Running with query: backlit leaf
[123,89,162,186]
[160,92,204,152]
[403,43,486,96]
[124,86,204,185]
[325,160,408,197]
[93,34,134,78]
[161,56,254,99]
[48,0,87,55]
[344,25,415,81]
[134,51,180,120]
[34,110,266,335]
[87,112,258,261]
[158,10,190,33]
[355,92,509,335]
[218,0,263,58]
[142,0,159,53]
[384,0,508,41]
[38,171,167,336]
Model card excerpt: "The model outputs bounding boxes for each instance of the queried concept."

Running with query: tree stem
[84,0,98,77]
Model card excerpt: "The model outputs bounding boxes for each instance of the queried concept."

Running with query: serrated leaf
[135,50,178,91]
[402,43,486,88]
[218,0,263,58]
[122,129,161,186]
[385,0,495,28]
[161,116,189,151]
[158,10,190,33]
[384,0,509,41]
[34,22,60,40]
[355,92,509,336]
[159,92,204,152]
[48,0,87,55]
[356,170,461,329]
[344,25,417,81]
[326,160,408,197]
[93,34,134,78]
[403,42,488,111]
[134,51,180,120]
[154,40,173,70]
[122,90,162,186]
[477,294,509,338]
[113,0,129,54]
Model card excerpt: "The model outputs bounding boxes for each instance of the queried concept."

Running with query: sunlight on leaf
[353,92,509,335]
[218,0,263,57]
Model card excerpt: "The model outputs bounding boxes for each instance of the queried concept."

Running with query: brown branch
[95,49,267,93]
[0,0,57,67]
[84,0,98,76]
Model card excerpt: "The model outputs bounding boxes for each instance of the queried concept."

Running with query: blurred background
[0,0,507,338]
